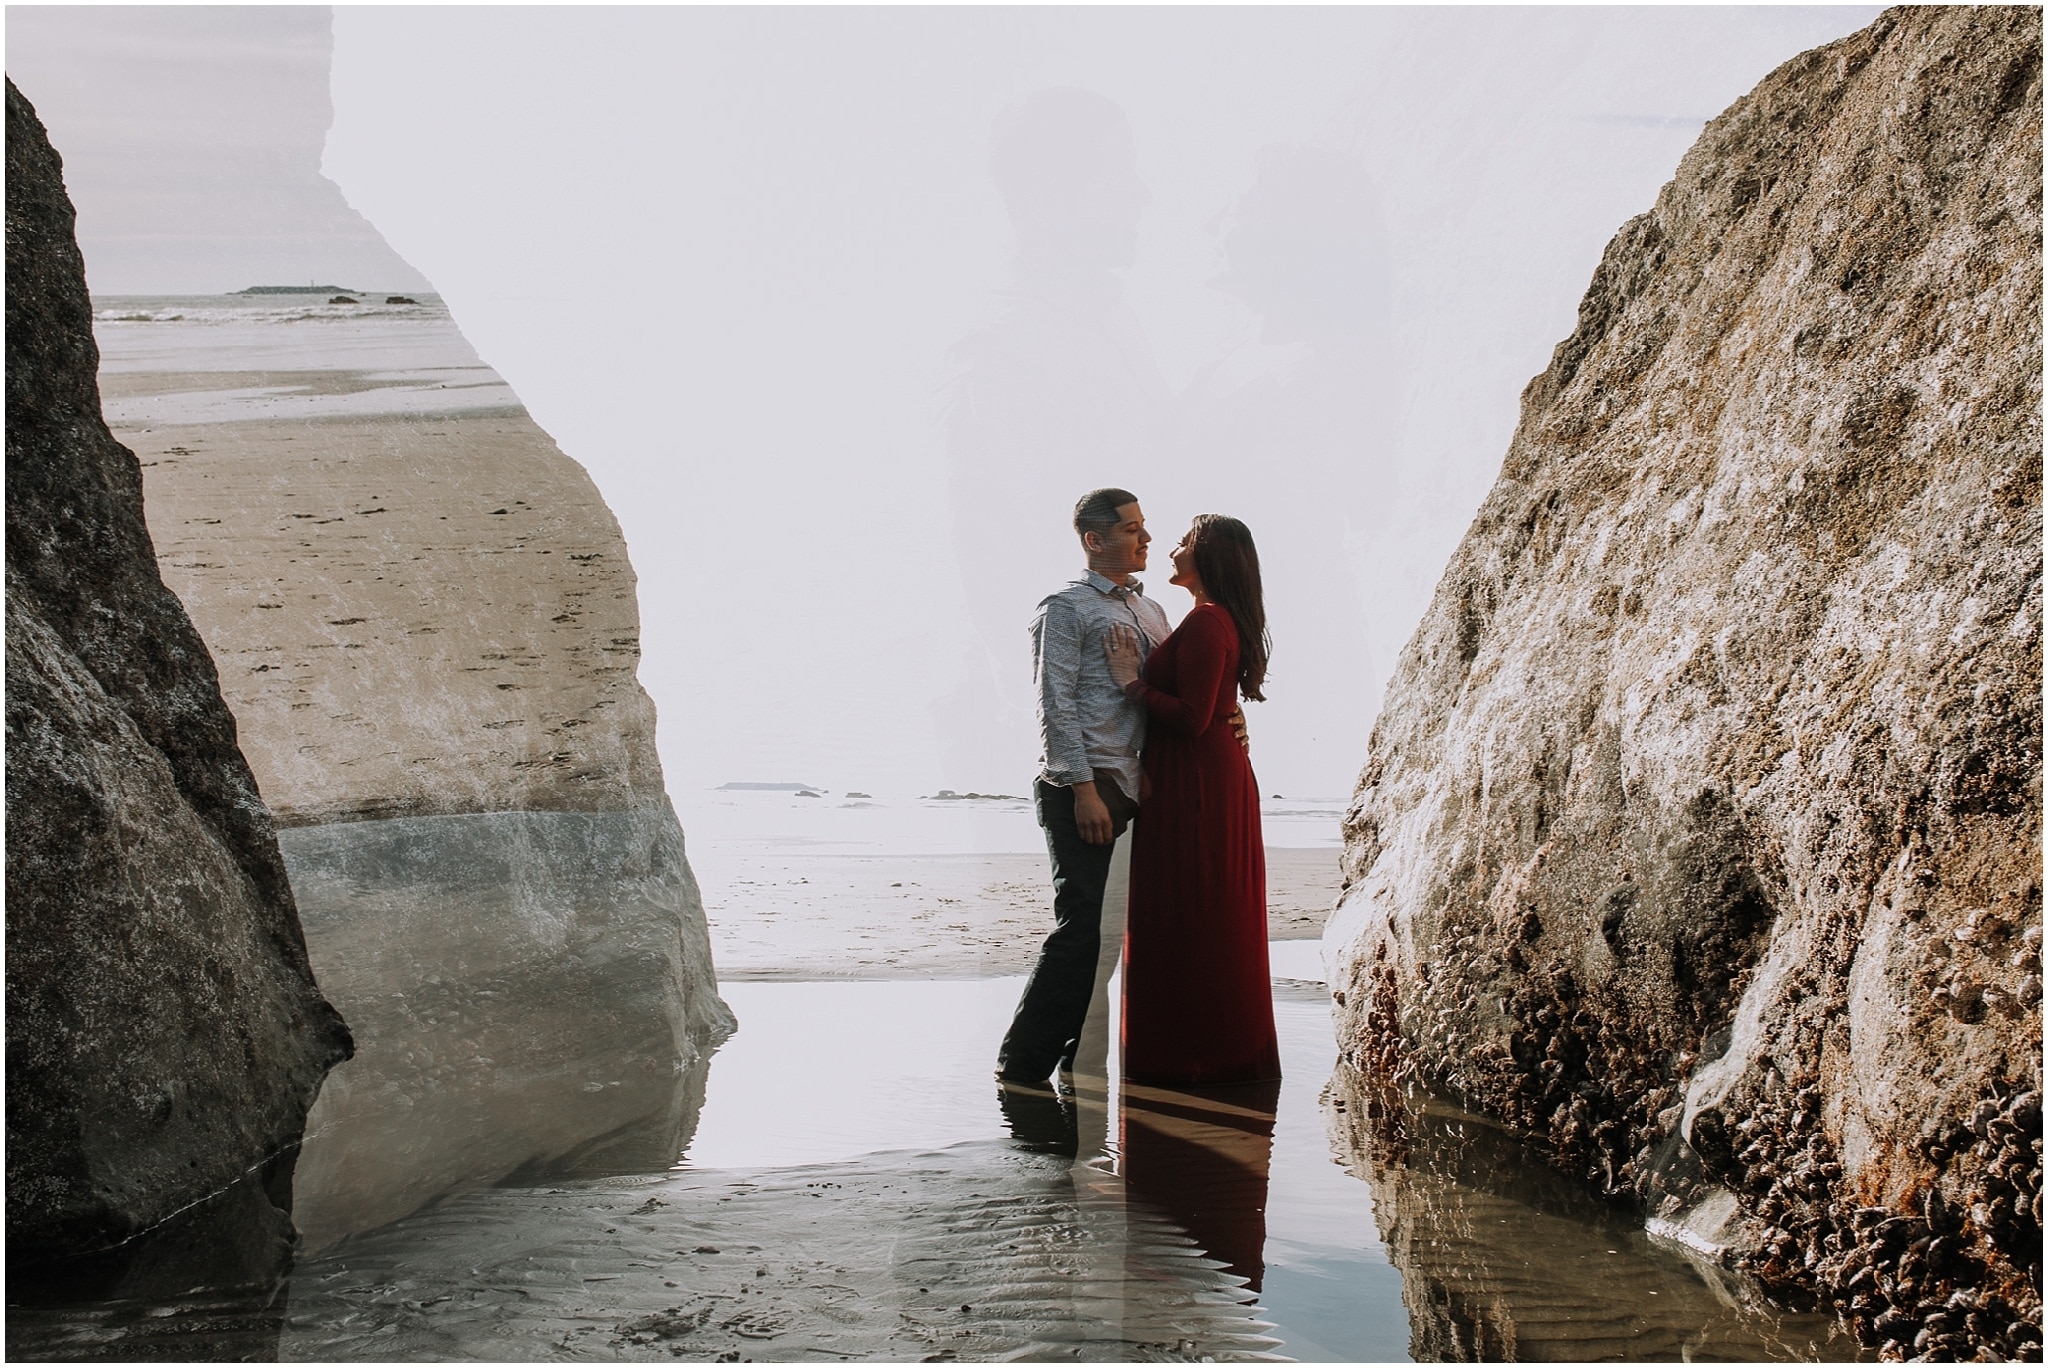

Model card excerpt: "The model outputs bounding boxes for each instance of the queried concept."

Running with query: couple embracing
[997,487,1281,1090]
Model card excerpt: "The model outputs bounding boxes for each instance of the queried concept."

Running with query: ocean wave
[92,303,444,327]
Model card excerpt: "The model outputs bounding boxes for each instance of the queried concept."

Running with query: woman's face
[1168,531,1202,593]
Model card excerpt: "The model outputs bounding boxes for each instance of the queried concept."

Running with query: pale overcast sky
[7,6,426,293]
[7,6,1881,800]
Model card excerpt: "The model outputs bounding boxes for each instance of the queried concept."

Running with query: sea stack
[1326,8,2040,1359]
[67,24,732,1243]
[4,78,352,1265]
[107,277,735,1247]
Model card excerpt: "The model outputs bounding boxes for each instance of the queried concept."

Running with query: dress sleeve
[1128,607,1236,737]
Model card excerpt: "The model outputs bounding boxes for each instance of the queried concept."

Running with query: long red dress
[1121,602,1281,1085]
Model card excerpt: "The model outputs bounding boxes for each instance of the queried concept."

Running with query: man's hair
[1073,488,1138,543]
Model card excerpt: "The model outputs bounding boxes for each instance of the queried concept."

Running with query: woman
[1104,514,1280,1085]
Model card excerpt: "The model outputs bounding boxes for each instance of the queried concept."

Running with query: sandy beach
[91,292,670,829]
[697,846,1344,980]
[113,403,663,825]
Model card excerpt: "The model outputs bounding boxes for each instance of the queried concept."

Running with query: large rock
[63,24,733,1235]
[121,406,670,829]
[1326,8,2040,1358]
[4,78,351,1264]
[280,807,724,1249]
[110,348,736,1248]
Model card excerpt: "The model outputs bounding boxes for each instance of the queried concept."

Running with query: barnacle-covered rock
[1328,7,2041,1356]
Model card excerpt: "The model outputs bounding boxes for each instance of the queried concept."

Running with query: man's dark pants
[997,778,1135,1081]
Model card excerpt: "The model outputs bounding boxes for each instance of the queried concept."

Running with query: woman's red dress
[1121,602,1281,1085]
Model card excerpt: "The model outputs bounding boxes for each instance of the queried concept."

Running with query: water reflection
[269,1137,1282,1362]
[13,951,1878,1361]
[3,1161,299,1361]
[1323,1062,1870,1361]
[997,1079,1080,1157]
[1121,1079,1282,1295]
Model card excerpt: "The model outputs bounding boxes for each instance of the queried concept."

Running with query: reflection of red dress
[1121,603,1281,1085]
[1120,1078,1282,1292]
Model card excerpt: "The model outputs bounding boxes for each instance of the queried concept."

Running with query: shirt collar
[1082,569,1144,599]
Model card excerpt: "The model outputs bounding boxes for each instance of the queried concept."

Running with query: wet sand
[276,1140,1282,1362]
[13,1141,1284,1363]
[699,847,1344,980]
[8,981,1868,1364]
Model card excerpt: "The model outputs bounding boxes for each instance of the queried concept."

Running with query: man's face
[1087,502,1150,575]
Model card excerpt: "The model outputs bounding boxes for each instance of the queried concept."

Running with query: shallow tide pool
[10,949,1867,1361]
[676,967,1857,1362]
[691,967,1410,1361]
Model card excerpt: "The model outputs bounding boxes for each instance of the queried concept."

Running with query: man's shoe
[995,1063,1054,1088]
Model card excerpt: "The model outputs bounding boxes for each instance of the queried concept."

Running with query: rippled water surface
[11,947,1867,1361]
[675,971,1416,1360]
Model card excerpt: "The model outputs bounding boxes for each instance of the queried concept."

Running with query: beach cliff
[5,77,353,1265]
[58,20,730,1242]
[1325,8,2041,1358]
[116,288,734,1249]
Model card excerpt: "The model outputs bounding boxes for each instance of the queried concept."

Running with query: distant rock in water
[326,295,356,304]
[383,295,417,305]
[4,78,351,1264]
[1327,8,2040,1359]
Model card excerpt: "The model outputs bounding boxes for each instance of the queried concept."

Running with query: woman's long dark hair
[1188,514,1270,702]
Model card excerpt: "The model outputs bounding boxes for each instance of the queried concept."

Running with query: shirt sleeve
[1034,597,1094,786]
[1128,607,1236,737]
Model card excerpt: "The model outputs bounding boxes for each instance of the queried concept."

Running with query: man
[996,488,1170,1086]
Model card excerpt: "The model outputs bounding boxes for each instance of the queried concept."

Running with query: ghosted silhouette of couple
[939,84,1396,805]
[996,487,1282,1295]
